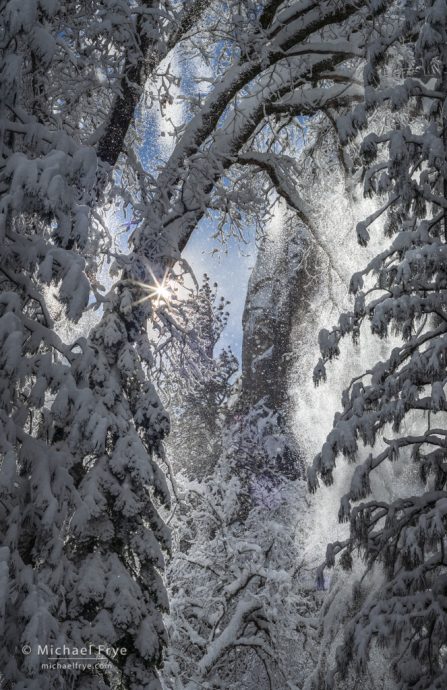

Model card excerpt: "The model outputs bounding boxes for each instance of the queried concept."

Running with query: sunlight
[127,272,173,309]
[146,274,172,307]
[150,281,171,305]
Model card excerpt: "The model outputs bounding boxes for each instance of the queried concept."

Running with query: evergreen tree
[157,274,238,480]
[0,2,189,686]
[310,2,447,686]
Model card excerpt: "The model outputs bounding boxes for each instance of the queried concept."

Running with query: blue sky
[182,219,256,361]
[135,48,257,364]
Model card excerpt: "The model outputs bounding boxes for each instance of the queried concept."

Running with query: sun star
[129,270,172,308]
[148,278,171,306]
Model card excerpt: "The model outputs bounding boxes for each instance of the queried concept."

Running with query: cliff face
[241,209,315,408]
[239,206,317,481]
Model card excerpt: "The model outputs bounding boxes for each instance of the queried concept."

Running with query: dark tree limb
[96,0,210,168]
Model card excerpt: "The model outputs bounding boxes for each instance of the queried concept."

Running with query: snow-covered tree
[0,1,209,686]
[0,0,404,686]
[162,448,317,690]
[161,218,323,689]
[156,273,238,479]
[310,1,447,687]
